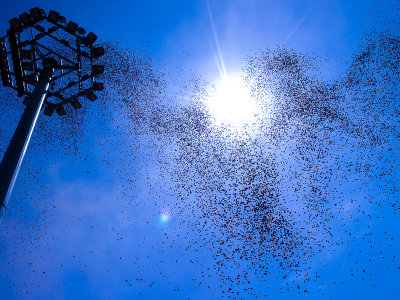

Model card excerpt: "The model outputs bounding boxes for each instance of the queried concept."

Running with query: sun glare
[206,73,257,128]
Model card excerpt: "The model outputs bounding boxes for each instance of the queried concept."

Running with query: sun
[205,72,257,128]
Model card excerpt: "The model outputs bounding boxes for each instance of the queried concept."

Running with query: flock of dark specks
[1,12,400,299]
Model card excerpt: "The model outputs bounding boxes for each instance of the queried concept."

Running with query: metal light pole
[0,61,53,219]
[0,8,105,221]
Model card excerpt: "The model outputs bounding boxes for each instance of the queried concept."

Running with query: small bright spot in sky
[160,213,169,223]
[206,72,257,128]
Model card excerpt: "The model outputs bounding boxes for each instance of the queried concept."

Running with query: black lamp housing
[1,7,105,117]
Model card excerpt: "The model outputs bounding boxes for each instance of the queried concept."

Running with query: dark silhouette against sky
[0,0,399,299]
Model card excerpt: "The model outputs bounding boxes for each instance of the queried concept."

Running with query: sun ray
[206,0,227,80]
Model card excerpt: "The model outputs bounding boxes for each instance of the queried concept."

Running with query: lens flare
[160,213,169,223]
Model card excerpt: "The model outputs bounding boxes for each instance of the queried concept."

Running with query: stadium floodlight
[83,32,97,46]
[20,49,32,59]
[58,16,67,23]
[8,31,26,96]
[93,82,104,91]
[47,10,60,23]
[92,65,104,76]
[9,18,20,30]
[0,7,105,222]
[19,13,31,26]
[91,46,105,58]
[55,105,66,116]
[85,90,98,101]
[29,7,43,21]
[43,105,54,116]
[66,21,78,34]
[23,74,37,84]
[77,27,86,35]
[22,61,34,71]
[0,39,12,87]
[70,99,82,109]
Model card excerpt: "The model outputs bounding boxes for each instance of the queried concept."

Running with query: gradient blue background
[0,0,399,299]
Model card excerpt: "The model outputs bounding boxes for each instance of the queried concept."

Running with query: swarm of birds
[0,8,400,298]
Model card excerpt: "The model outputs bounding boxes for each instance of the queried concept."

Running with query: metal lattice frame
[0,7,105,116]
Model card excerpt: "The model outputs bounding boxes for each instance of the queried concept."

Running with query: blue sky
[0,0,381,74]
[0,0,399,299]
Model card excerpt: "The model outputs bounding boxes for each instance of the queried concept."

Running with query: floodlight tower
[0,8,105,221]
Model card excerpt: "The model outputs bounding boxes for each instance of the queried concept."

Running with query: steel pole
[0,67,53,221]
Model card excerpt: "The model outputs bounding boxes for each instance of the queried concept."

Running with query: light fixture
[20,49,32,60]
[9,32,25,96]
[55,105,66,116]
[43,105,54,116]
[0,7,106,221]
[91,46,105,58]
[0,40,12,87]
[22,62,34,71]
[23,74,37,84]
[47,10,60,23]
[92,65,104,75]
[83,32,97,46]
[66,21,78,34]
[85,90,98,101]
[19,13,31,26]
[77,27,86,35]
[8,18,20,31]
[29,7,43,21]
[70,99,82,109]
[92,82,104,91]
